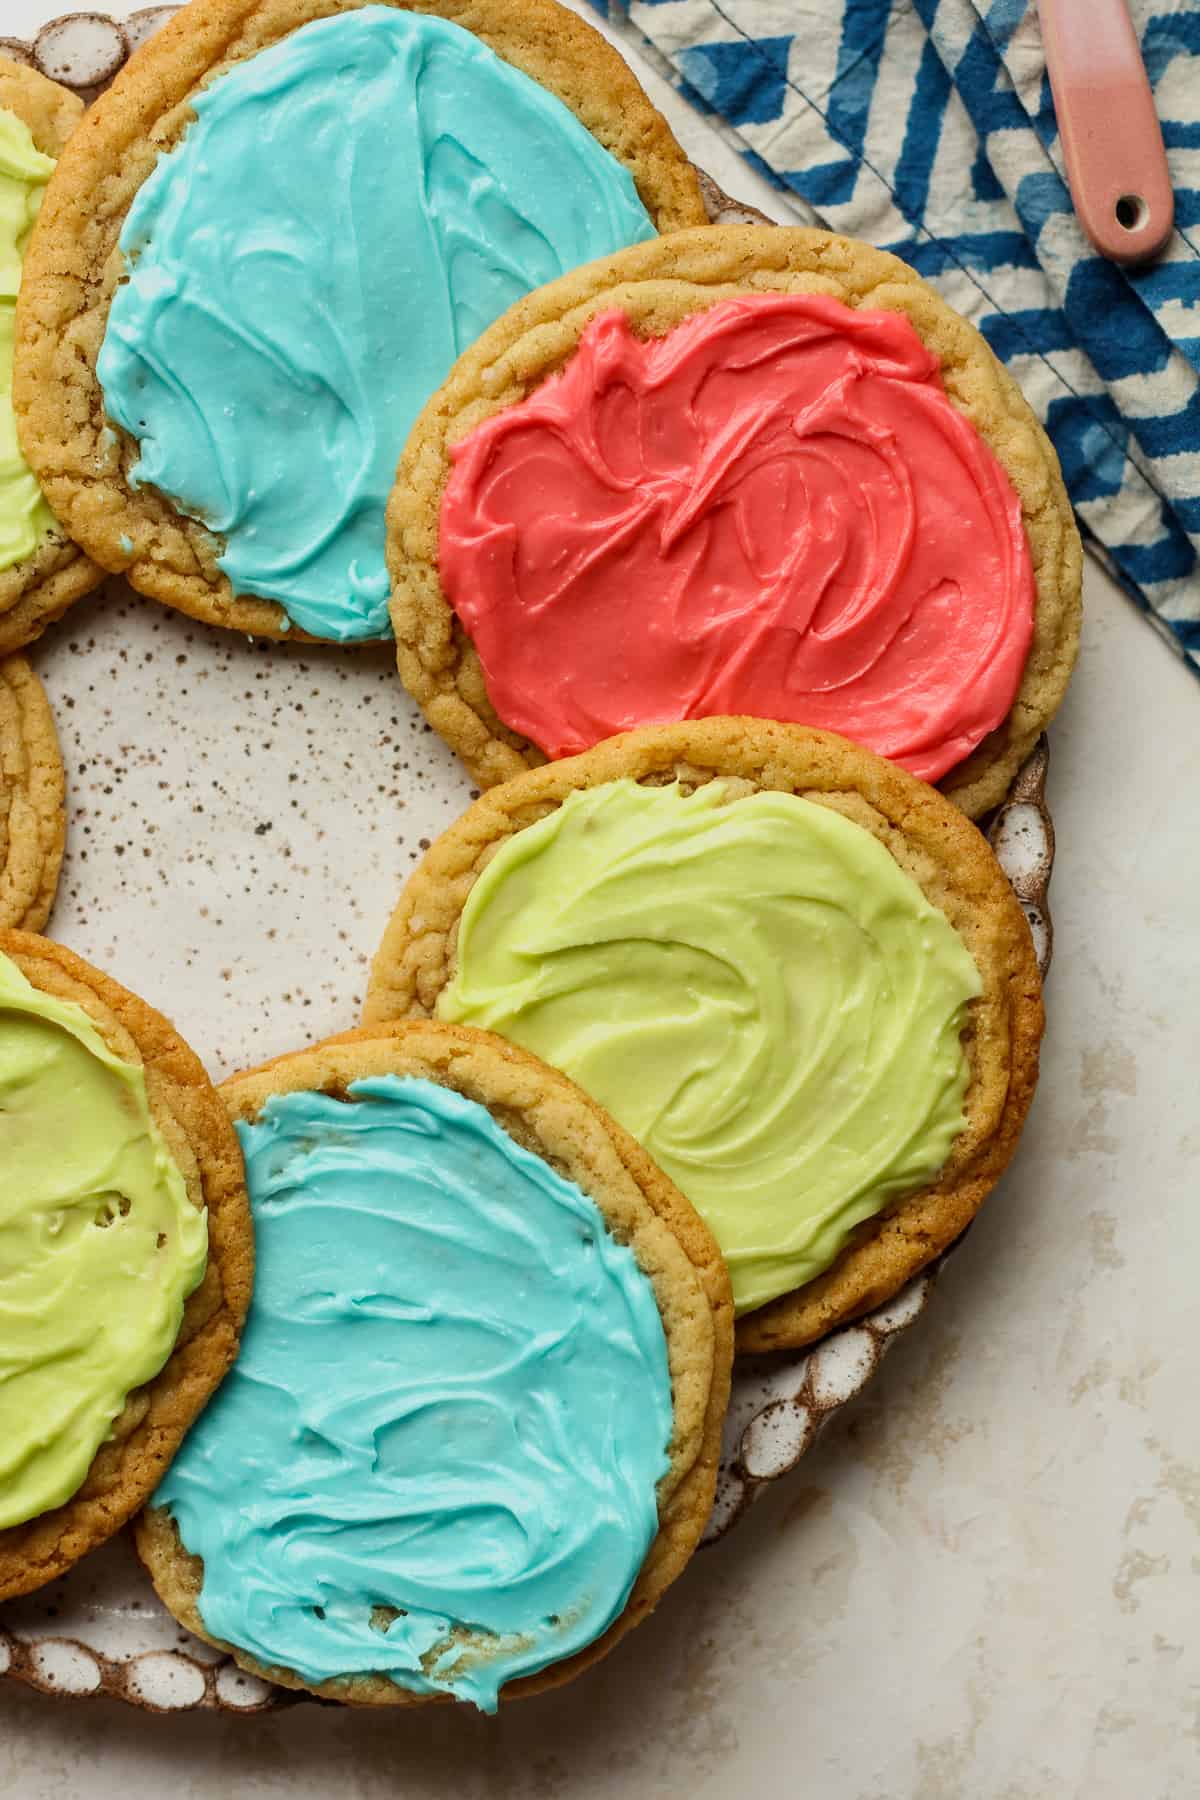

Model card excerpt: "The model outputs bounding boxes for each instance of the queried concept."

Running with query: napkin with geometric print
[589,0,1200,675]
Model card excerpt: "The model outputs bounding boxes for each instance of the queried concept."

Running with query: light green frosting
[0,951,209,1530]
[438,780,983,1315]
[0,107,55,573]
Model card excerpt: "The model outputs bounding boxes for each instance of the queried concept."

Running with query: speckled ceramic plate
[0,5,1056,1712]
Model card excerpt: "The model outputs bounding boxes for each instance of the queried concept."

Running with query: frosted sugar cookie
[15,0,705,643]
[0,932,252,1599]
[0,58,101,654]
[137,1020,732,1708]
[364,719,1044,1351]
[389,226,1081,817]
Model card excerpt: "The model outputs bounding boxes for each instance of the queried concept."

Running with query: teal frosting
[96,7,656,641]
[155,1075,673,1712]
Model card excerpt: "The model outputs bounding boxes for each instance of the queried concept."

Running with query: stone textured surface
[0,2,1197,1793]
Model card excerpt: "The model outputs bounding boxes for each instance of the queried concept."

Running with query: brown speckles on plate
[39,586,474,1069]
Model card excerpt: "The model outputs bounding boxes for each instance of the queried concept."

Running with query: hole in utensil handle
[1039,0,1174,264]
[1115,194,1148,231]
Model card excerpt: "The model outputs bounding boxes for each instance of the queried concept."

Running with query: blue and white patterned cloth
[588,0,1200,675]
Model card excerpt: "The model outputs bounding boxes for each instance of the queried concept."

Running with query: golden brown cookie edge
[0,653,66,930]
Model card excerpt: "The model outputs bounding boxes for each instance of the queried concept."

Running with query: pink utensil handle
[1038,0,1174,264]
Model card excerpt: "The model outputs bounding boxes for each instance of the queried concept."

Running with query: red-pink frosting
[439,293,1035,780]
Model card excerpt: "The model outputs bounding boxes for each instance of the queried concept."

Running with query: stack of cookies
[0,0,1079,1712]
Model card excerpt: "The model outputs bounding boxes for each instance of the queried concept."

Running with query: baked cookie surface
[15,0,706,643]
[389,226,1082,818]
[363,719,1044,1352]
[0,931,252,1600]
[137,1020,732,1708]
[0,653,64,930]
[0,58,102,654]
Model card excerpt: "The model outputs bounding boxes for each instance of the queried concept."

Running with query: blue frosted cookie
[16,1,705,643]
[136,1021,731,1711]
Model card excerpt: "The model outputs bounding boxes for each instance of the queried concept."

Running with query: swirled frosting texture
[440,295,1036,780]
[0,950,207,1530]
[0,107,55,572]
[437,781,983,1315]
[156,1075,672,1712]
[97,7,656,642]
